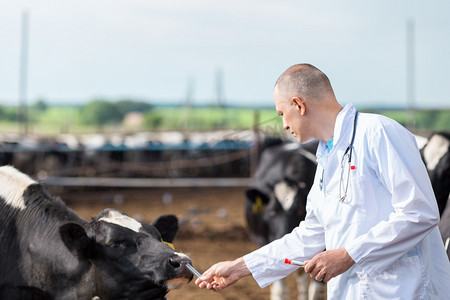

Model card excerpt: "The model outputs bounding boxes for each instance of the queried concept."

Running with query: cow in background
[439,198,450,259]
[418,132,450,258]
[0,165,192,300]
[419,132,450,216]
[245,140,325,300]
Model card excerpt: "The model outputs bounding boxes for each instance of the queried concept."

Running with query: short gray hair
[275,64,333,101]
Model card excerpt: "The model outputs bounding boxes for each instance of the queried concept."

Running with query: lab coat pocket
[360,254,422,299]
[340,173,378,224]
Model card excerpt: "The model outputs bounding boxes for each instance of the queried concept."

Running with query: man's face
[274,88,308,143]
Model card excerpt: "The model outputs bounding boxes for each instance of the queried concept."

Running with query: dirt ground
[48,185,303,300]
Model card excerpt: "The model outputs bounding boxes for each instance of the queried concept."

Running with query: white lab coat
[244,104,450,299]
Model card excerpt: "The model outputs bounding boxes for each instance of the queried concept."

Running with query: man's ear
[291,97,306,115]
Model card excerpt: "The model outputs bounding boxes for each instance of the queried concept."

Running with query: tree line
[1,99,153,128]
[1,100,449,133]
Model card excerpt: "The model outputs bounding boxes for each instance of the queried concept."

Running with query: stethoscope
[319,111,359,202]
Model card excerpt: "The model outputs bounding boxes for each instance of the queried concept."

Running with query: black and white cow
[245,140,325,300]
[419,132,450,216]
[438,197,450,259]
[0,165,193,300]
[418,132,450,259]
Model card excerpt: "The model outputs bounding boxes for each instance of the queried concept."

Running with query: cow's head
[245,141,318,246]
[59,209,192,300]
[246,178,309,245]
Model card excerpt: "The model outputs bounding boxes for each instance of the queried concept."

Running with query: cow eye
[108,240,129,250]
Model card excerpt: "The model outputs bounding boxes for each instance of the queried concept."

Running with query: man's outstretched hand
[195,257,251,291]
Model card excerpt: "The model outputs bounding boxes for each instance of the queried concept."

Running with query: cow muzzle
[166,253,193,290]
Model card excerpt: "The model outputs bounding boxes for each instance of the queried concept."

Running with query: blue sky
[1,0,450,109]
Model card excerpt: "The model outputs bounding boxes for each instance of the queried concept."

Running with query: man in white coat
[196,63,450,299]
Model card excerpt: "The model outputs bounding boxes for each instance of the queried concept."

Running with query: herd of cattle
[0,131,254,179]
[0,131,449,299]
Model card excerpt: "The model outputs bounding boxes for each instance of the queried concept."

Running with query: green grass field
[1,104,449,135]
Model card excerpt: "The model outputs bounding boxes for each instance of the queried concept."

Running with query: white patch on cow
[274,181,297,211]
[414,134,428,150]
[0,165,35,210]
[175,252,189,258]
[271,278,290,300]
[309,278,327,300]
[296,271,309,300]
[280,142,318,165]
[282,142,300,151]
[99,210,142,232]
[423,134,450,171]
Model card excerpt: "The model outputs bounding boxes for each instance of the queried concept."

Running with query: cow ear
[59,223,91,257]
[152,214,179,243]
[246,188,270,204]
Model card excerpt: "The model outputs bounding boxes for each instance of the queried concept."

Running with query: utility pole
[185,76,195,108]
[18,10,29,134]
[215,68,224,107]
[406,18,416,130]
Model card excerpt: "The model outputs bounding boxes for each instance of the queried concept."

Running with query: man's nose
[283,118,289,130]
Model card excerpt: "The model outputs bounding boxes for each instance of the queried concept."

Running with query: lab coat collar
[316,104,356,167]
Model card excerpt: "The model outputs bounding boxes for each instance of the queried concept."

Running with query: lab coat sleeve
[244,190,325,288]
[345,124,440,276]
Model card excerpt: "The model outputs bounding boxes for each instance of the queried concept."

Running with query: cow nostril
[169,258,181,268]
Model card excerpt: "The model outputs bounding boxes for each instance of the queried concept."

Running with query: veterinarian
[196,63,450,299]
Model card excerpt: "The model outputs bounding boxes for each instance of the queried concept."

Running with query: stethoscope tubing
[346,111,359,165]
[320,110,359,199]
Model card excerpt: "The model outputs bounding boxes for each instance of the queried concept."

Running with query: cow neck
[90,274,100,299]
[89,265,103,299]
